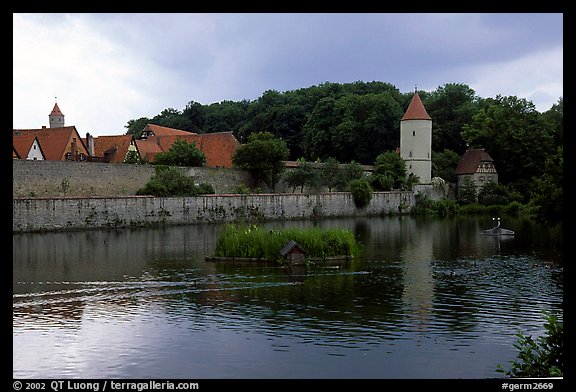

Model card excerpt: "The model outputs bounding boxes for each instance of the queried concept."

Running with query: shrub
[349,178,373,208]
[497,312,563,377]
[136,166,213,196]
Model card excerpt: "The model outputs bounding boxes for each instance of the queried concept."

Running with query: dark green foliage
[457,177,478,205]
[153,139,206,167]
[349,178,373,208]
[530,146,563,226]
[232,132,290,192]
[372,151,407,189]
[283,159,320,193]
[498,312,563,377]
[370,174,394,191]
[337,161,364,191]
[136,166,213,197]
[432,149,460,183]
[214,224,360,263]
[412,195,460,216]
[478,181,513,206]
[318,157,341,192]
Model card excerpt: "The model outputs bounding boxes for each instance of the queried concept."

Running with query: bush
[136,166,213,196]
[349,178,373,208]
[498,312,563,377]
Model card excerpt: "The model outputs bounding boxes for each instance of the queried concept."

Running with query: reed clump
[213,224,360,263]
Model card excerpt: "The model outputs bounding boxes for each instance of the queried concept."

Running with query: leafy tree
[372,151,407,189]
[232,132,290,192]
[478,181,514,206]
[136,166,212,197]
[462,95,555,198]
[541,97,563,147]
[336,161,365,191]
[530,146,563,226]
[182,101,206,133]
[458,177,478,205]
[153,139,206,167]
[432,149,460,183]
[349,177,373,208]
[319,157,341,192]
[424,83,478,155]
[283,159,319,193]
[125,117,151,138]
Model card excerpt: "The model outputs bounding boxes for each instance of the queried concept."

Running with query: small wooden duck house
[280,240,306,265]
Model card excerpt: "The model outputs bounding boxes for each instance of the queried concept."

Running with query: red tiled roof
[12,132,39,159]
[139,126,239,168]
[198,132,239,168]
[401,92,431,121]
[143,124,197,137]
[50,102,64,116]
[135,139,163,163]
[12,127,88,161]
[454,148,495,175]
[91,135,134,163]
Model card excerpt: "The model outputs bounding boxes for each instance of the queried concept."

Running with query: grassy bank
[213,224,360,263]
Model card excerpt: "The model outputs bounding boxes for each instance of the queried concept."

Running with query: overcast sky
[13,13,563,137]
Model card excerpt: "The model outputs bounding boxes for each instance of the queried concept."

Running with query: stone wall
[13,192,415,232]
[12,160,253,198]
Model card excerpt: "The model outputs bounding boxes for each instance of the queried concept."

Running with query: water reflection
[13,216,562,379]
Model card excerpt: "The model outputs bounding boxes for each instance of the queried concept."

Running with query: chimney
[86,132,95,156]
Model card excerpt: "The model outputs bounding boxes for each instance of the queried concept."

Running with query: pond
[13,215,563,379]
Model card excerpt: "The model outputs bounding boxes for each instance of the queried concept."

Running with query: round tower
[49,101,65,128]
[400,92,432,184]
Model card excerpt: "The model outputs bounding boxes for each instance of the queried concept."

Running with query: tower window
[412,131,415,136]
[409,151,412,157]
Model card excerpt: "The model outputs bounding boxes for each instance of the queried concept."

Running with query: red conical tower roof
[49,102,64,116]
[401,92,431,121]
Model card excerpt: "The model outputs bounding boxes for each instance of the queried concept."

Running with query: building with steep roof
[87,134,139,163]
[454,148,498,190]
[137,124,240,168]
[400,92,432,184]
[13,126,89,161]
[13,132,45,160]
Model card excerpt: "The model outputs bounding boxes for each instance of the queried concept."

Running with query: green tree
[372,151,407,189]
[319,157,341,192]
[283,159,319,193]
[462,95,555,198]
[530,146,563,226]
[458,177,478,205]
[153,139,206,167]
[349,177,373,208]
[432,149,460,183]
[136,166,204,197]
[182,101,206,133]
[336,161,365,191]
[424,83,478,155]
[232,132,290,192]
[125,117,150,138]
[477,181,514,206]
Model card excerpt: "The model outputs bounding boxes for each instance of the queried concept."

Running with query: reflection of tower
[400,92,432,184]
[400,219,434,331]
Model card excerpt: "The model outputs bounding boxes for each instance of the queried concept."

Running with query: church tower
[49,101,65,128]
[400,92,432,184]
